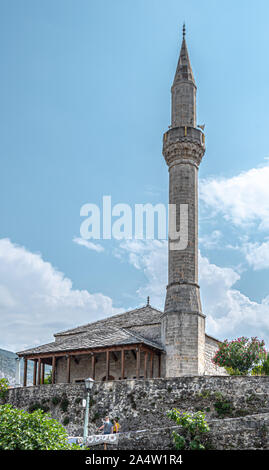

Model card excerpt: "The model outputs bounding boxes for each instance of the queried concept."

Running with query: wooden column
[106,350,110,381]
[37,358,41,385]
[33,360,37,386]
[91,354,96,380]
[158,354,161,377]
[66,355,71,383]
[150,352,154,378]
[136,347,141,379]
[41,362,45,385]
[23,358,28,387]
[144,352,148,379]
[52,356,56,384]
[121,349,125,380]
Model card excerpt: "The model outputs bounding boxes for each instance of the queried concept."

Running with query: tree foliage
[212,337,266,375]
[0,378,9,401]
[252,353,269,376]
[0,404,83,450]
[44,370,52,384]
[167,409,210,450]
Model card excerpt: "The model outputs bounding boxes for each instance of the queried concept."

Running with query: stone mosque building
[17,28,226,386]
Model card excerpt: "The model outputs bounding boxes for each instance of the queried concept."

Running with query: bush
[60,395,69,412]
[225,367,242,376]
[28,402,50,413]
[262,355,269,375]
[0,404,83,450]
[0,379,9,401]
[44,371,52,384]
[63,417,70,426]
[252,353,269,376]
[214,398,233,418]
[251,365,263,376]
[212,337,266,375]
[167,409,210,450]
[51,396,61,406]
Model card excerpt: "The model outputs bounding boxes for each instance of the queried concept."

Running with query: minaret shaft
[171,82,196,128]
[168,162,198,286]
[162,29,206,377]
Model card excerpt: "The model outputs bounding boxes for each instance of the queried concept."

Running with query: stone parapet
[6,376,269,447]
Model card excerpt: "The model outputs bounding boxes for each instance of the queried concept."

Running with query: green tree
[0,404,83,450]
[252,353,269,375]
[263,354,269,375]
[44,370,52,384]
[212,337,266,375]
[0,378,9,402]
[167,409,210,450]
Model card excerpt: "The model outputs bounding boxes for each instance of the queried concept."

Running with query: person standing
[113,418,120,434]
[98,416,113,435]
[98,416,113,451]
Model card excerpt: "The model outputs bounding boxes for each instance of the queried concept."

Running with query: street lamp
[83,377,94,446]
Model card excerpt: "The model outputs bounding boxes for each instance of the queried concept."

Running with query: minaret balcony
[163,126,205,168]
[163,126,204,147]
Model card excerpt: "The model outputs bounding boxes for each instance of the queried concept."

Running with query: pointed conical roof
[173,28,195,86]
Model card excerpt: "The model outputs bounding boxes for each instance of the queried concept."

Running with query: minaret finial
[183,22,186,38]
[147,296,150,306]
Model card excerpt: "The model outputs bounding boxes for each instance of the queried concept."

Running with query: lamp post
[83,377,94,446]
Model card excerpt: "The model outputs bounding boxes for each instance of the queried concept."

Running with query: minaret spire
[173,23,195,85]
[171,24,196,127]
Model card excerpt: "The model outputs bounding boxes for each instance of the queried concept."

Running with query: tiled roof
[17,305,164,356]
[54,305,163,338]
[16,304,220,357]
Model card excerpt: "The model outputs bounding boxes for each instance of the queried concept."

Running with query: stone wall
[204,335,227,375]
[100,413,269,450]
[6,375,269,449]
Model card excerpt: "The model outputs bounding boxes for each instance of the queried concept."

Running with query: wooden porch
[20,343,163,386]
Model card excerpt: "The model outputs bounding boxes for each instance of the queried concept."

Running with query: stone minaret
[161,26,206,376]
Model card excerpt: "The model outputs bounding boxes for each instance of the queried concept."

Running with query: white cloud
[3,232,269,354]
[117,240,269,345]
[200,164,269,230]
[73,237,104,253]
[199,253,269,345]
[0,238,120,352]
[199,230,223,249]
[241,239,269,270]
[116,240,167,309]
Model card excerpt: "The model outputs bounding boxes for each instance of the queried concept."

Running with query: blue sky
[1,0,269,351]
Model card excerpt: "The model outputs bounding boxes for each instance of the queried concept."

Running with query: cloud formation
[116,240,167,309]
[0,238,119,352]
[2,202,269,354]
[73,236,104,253]
[200,164,269,230]
[241,239,269,271]
[117,240,269,345]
